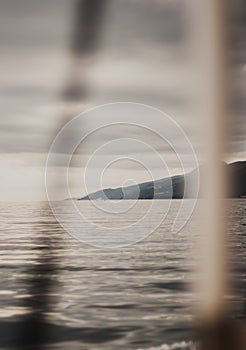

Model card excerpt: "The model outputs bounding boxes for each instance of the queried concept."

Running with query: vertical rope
[16,1,107,348]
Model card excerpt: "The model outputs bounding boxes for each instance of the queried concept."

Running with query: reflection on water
[0,200,245,349]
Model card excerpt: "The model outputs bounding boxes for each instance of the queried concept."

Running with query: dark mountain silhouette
[227,161,246,197]
[77,161,246,200]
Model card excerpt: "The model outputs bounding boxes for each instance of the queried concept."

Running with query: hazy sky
[0,0,245,200]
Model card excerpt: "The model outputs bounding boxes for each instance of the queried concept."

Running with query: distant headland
[73,161,246,200]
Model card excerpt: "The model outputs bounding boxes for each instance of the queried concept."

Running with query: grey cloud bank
[0,0,245,200]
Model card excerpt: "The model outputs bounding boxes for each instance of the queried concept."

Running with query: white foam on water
[137,341,197,350]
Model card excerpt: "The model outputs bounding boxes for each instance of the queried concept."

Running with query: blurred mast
[195,0,230,348]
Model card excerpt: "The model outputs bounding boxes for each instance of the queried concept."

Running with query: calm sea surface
[0,200,245,350]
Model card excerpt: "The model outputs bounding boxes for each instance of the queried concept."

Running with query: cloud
[0,0,245,199]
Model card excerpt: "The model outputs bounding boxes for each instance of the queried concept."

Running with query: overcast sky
[0,0,245,200]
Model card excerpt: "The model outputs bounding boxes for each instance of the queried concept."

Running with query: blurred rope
[15,1,107,349]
